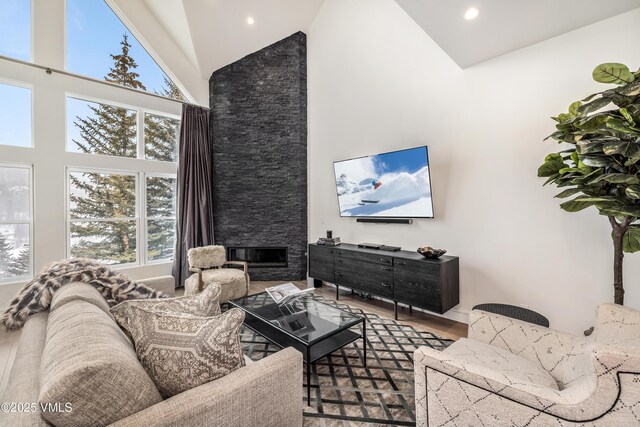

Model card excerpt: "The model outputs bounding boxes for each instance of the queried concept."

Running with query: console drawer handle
[337,259,343,263]
[382,267,393,271]
[336,251,343,255]
[380,258,389,262]
[336,272,344,277]
[396,261,406,266]
[381,282,391,288]
[328,250,334,253]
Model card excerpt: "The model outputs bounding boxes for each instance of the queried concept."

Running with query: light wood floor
[249,281,467,341]
[0,281,467,399]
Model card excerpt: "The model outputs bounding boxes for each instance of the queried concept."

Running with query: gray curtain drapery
[172,104,214,287]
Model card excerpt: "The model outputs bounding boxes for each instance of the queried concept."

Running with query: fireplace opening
[227,247,288,268]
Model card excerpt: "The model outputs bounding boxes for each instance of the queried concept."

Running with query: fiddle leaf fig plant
[538,62,640,305]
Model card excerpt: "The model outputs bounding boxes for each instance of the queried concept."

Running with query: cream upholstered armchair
[185,245,250,303]
[414,303,640,426]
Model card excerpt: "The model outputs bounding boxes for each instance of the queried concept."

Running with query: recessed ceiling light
[247,16,255,25]
[464,7,479,20]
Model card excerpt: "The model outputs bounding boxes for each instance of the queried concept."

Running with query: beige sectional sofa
[1,276,303,427]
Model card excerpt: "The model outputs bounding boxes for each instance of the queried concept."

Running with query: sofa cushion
[39,300,162,427]
[185,269,247,302]
[116,306,246,398]
[110,282,222,331]
[1,312,50,427]
[49,282,113,319]
[442,338,559,391]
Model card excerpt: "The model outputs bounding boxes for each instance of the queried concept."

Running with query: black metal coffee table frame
[229,294,367,405]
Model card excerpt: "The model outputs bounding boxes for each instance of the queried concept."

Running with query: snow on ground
[337,166,433,217]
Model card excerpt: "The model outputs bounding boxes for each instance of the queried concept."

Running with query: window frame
[143,172,177,265]
[66,167,177,267]
[0,162,34,284]
[0,78,34,149]
[65,93,180,162]
[143,110,181,163]
[66,167,140,268]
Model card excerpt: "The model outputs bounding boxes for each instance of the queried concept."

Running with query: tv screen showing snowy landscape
[333,146,434,218]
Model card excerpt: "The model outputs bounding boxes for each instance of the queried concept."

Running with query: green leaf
[581,155,614,168]
[603,140,640,157]
[537,153,566,177]
[591,173,640,184]
[568,101,581,116]
[593,63,635,85]
[618,226,640,253]
[555,188,582,198]
[560,197,596,212]
[577,97,612,115]
[626,185,640,199]
[559,167,583,174]
[576,140,604,155]
[605,118,639,134]
[620,108,635,125]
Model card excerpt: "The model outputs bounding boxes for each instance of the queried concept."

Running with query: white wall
[308,0,640,333]
[0,0,189,310]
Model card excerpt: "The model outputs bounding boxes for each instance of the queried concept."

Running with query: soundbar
[356,218,413,224]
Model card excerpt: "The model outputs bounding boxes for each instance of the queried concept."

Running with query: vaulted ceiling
[142,0,324,79]
[121,0,640,86]
[395,0,640,68]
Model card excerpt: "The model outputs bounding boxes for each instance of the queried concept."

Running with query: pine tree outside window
[0,164,32,281]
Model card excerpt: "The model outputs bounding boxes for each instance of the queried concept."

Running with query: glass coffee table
[229,292,367,404]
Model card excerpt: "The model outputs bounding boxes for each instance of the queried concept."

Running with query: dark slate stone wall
[209,32,307,281]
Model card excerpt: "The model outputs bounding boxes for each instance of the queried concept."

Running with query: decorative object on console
[317,236,341,246]
[415,303,640,425]
[1,258,167,331]
[538,62,640,305]
[185,245,249,303]
[114,306,246,398]
[417,246,447,258]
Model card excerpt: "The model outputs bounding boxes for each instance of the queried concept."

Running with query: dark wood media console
[308,243,459,319]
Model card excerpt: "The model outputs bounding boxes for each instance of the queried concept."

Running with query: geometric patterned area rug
[238,296,453,426]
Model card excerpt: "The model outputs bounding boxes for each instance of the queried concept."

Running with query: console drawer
[333,248,393,266]
[393,271,442,313]
[308,245,335,283]
[335,259,393,298]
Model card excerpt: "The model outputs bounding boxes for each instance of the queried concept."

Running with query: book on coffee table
[266,282,314,305]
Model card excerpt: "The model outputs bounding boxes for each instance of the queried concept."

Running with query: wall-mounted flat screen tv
[333,146,434,218]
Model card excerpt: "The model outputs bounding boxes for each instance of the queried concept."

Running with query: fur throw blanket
[2,258,168,331]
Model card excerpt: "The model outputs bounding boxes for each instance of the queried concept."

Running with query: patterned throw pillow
[113,306,246,398]
[110,282,222,330]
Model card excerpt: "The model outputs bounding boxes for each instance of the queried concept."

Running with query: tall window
[67,170,177,265]
[0,0,30,61]
[68,170,137,265]
[0,164,32,281]
[0,82,32,148]
[67,97,137,157]
[144,113,180,162]
[66,0,184,100]
[146,176,176,261]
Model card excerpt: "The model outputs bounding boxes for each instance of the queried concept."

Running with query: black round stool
[472,303,549,327]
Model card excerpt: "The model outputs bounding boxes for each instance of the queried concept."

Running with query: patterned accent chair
[414,303,640,426]
[185,245,250,303]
